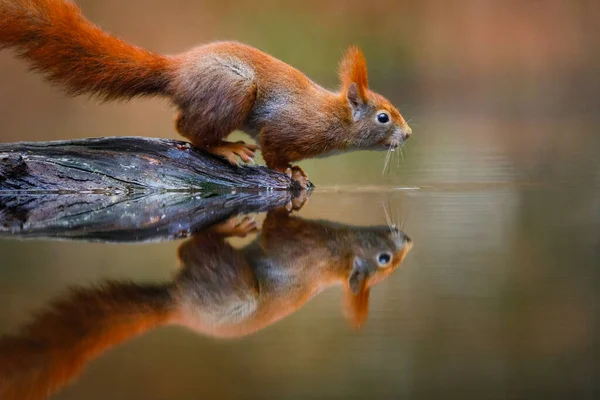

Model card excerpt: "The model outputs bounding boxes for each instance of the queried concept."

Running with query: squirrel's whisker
[382,201,394,234]
[382,146,392,177]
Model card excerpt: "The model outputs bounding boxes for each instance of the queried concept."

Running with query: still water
[1,0,598,396]
[0,120,598,399]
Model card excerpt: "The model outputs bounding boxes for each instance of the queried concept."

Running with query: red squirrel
[0,210,412,399]
[0,0,412,187]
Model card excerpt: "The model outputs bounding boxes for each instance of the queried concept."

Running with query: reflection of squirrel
[0,0,412,187]
[174,208,412,336]
[0,209,412,399]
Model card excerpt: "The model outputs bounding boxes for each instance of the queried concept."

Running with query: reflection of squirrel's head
[343,226,413,328]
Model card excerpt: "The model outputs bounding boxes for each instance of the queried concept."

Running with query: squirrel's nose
[403,125,412,140]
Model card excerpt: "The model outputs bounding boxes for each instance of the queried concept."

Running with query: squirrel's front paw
[284,165,310,189]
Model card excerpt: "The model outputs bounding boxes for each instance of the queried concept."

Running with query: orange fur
[339,45,369,100]
[0,0,173,100]
[0,1,412,186]
[344,284,370,329]
[173,210,412,337]
[0,283,174,400]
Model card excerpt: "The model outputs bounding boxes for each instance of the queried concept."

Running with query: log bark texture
[0,137,309,192]
[0,191,298,242]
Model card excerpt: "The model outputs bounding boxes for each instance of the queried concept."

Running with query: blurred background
[1,0,599,187]
[1,0,599,399]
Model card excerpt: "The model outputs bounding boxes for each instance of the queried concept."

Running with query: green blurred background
[1,1,599,399]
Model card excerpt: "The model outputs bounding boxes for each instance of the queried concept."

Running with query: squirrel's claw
[283,165,310,189]
[290,165,310,189]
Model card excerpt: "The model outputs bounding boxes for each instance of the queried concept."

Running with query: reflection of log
[0,191,296,242]
[0,137,309,192]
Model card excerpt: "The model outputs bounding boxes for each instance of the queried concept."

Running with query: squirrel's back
[0,0,174,100]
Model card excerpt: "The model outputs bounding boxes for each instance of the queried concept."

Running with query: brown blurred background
[1,1,599,399]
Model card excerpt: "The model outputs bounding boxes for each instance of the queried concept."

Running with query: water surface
[1,170,597,399]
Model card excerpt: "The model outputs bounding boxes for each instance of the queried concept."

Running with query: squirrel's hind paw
[210,215,259,237]
[209,141,258,166]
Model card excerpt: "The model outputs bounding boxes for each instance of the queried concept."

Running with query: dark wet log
[0,137,309,192]
[0,191,300,242]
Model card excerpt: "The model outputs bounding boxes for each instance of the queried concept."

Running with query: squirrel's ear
[340,46,368,120]
[339,46,368,100]
[347,256,367,294]
[346,82,363,108]
[346,83,369,121]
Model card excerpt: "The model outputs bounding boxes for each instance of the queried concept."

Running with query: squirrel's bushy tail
[0,0,173,100]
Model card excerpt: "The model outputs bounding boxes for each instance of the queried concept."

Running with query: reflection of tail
[0,282,174,400]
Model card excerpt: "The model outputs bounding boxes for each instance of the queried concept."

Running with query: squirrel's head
[343,226,413,328]
[339,46,412,150]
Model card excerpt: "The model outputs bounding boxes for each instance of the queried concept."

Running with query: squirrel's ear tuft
[339,46,368,101]
[343,256,370,328]
[343,284,370,329]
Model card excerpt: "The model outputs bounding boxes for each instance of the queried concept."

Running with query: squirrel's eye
[377,252,392,266]
[377,112,390,124]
